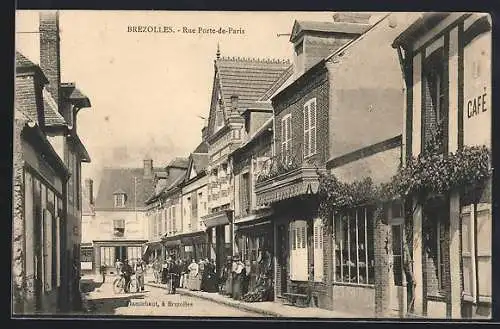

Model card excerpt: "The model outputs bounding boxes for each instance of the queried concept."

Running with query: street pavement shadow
[80,278,104,293]
[86,293,148,315]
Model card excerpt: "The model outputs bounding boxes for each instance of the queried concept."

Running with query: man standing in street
[100,263,107,283]
[121,259,133,293]
[135,258,145,292]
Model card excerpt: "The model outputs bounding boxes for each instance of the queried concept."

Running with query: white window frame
[113,219,125,237]
[303,98,317,158]
[290,220,308,281]
[461,202,492,303]
[114,194,125,208]
[281,114,292,164]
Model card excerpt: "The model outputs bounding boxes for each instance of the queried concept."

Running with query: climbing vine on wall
[317,144,491,226]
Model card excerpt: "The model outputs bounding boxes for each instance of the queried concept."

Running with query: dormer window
[113,191,126,208]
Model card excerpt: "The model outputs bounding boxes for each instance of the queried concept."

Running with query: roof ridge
[218,56,291,64]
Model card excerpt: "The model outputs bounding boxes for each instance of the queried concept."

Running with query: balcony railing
[256,143,302,184]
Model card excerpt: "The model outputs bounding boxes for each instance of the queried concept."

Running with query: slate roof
[191,153,209,174]
[42,89,67,126]
[215,56,290,114]
[193,140,209,154]
[167,157,189,169]
[95,167,164,210]
[258,64,294,102]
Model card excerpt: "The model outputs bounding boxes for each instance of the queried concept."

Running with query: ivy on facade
[317,144,491,225]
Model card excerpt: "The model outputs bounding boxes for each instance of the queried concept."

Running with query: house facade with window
[255,13,373,310]
[201,49,291,274]
[392,12,492,319]
[88,159,159,274]
[143,158,189,262]
[13,11,93,314]
[230,107,276,291]
[177,144,210,261]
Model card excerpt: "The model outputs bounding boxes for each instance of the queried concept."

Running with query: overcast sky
[16,10,382,188]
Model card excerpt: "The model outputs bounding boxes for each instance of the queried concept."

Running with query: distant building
[143,157,189,262]
[82,159,160,274]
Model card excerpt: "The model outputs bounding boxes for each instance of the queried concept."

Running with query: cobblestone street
[82,276,263,317]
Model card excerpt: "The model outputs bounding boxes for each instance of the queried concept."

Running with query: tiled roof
[42,89,67,126]
[15,52,38,70]
[145,161,188,204]
[215,57,290,114]
[258,64,294,102]
[94,167,164,210]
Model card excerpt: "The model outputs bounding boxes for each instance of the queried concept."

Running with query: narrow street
[81,276,263,317]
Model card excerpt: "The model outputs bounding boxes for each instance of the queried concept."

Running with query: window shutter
[303,105,310,157]
[310,100,317,155]
[286,116,291,163]
[281,118,286,162]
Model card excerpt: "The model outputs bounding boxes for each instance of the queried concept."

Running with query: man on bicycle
[121,259,133,293]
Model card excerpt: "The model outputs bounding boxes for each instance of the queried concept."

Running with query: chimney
[332,12,372,24]
[143,159,153,178]
[230,95,239,111]
[39,11,61,111]
[85,178,94,205]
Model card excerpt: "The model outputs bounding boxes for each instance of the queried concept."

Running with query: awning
[236,219,272,231]
[202,210,233,229]
[178,231,208,245]
[163,239,181,248]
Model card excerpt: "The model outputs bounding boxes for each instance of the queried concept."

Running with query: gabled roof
[95,167,163,210]
[215,56,290,113]
[191,153,209,174]
[258,65,294,102]
[290,20,372,42]
[42,89,67,126]
[145,160,189,204]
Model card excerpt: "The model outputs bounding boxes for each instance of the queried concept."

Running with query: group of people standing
[220,249,274,302]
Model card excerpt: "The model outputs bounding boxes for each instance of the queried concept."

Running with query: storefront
[80,243,94,273]
[393,13,492,319]
[161,237,181,260]
[142,239,163,263]
[202,210,233,275]
[93,240,146,274]
[179,231,209,261]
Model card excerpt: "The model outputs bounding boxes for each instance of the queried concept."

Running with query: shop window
[461,202,492,302]
[100,247,114,267]
[290,220,308,281]
[334,208,374,284]
[113,219,125,237]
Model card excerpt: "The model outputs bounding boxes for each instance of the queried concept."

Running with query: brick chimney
[39,11,61,111]
[332,12,372,24]
[85,178,94,205]
[143,159,153,178]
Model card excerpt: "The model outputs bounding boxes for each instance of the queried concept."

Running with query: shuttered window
[313,218,323,282]
[281,114,292,164]
[303,98,317,157]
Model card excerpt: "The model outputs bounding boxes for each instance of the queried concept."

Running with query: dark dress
[232,266,246,300]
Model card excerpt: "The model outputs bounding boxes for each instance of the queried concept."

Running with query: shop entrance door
[277,224,288,296]
[114,246,127,261]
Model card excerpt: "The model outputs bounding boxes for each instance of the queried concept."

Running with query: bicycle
[113,274,138,294]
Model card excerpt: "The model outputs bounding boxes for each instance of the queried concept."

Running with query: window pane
[341,214,349,282]
[462,214,471,253]
[367,209,375,284]
[477,256,491,297]
[462,256,473,296]
[392,225,403,286]
[476,209,491,256]
[301,226,306,249]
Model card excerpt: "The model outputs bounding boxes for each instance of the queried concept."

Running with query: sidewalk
[145,280,372,318]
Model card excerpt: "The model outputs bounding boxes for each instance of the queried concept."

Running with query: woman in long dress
[187,259,199,291]
[232,255,245,300]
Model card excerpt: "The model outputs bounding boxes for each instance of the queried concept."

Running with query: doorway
[277,224,288,295]
[114,246,127,261]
